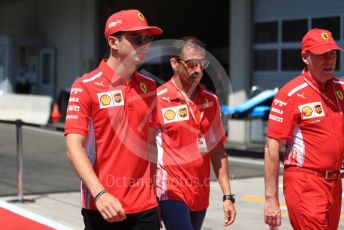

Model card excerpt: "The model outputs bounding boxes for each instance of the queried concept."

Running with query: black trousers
[81,207,160,230]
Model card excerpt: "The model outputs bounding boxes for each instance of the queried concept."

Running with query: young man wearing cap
[264,28,344,230]
[154,37,236,229]
[64,9,163,229]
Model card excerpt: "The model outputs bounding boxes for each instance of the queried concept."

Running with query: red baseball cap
[301,28,342,55]
[104,9,163,38]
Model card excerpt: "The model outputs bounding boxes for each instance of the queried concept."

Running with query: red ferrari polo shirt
[64,60,157,213]
[267,70,344,170]
[154,79,226,211]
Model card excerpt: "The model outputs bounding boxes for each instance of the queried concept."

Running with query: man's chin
[322,70,335,78]
[132,59,145,66]
[191,76,202,82]
[136,56,147,63]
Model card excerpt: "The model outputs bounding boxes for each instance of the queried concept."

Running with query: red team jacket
[267,70,344,170]
[154,79,226,211]
[65,60,158,213]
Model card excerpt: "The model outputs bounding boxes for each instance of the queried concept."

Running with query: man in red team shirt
[154,37,236,229]
[64,9,162,229]
[264,28,344,230]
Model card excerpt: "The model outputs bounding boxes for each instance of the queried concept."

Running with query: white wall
[0,0,97,97]
[228,0,252,144]
[36,0,97,95]
[229,0,252,106]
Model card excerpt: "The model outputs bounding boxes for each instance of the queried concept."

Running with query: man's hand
[223,200,236,226]
[264,137,283,228]
[264,196,281,228]
[95,193,126,222]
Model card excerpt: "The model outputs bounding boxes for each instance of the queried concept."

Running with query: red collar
[98,59,138,85]
[302,69,333,92]
[165,78,206,102]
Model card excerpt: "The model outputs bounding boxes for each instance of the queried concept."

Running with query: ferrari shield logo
[140,82,147,93]
[137,12,145,21]
[320,32,329,41]
[336,90,343,100]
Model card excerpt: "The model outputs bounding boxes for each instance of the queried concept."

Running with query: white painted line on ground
[0,200,73,230]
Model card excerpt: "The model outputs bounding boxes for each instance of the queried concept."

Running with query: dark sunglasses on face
[177,57,210,69]
[124,34,154,46]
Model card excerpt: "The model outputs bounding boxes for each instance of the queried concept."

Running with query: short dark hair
[172,36,206,57]
[109,31,123,38]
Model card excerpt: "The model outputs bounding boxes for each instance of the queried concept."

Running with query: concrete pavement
[1,176,295,230]
[2,162,344,230]
[1,123,344,229]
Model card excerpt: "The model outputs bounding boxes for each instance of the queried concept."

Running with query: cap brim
[121,26,163,35]
[309,44,343,55]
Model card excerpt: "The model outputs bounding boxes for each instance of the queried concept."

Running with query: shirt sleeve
[64,79,92,136]
[267,91,298,141]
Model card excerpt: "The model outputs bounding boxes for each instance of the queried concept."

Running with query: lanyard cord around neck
[171,78,205,129]
[302,71,343,115]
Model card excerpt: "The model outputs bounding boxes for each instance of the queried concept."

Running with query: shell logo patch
[336,90,343,100]
[164,109,176,121]
[162,105,189,124]
[97,90,124,109]
[320,32,329,41]
[100,94,111,106]
[140,82,147,93]
[137,12,145,21]
[302,106,313,117]
[298,102,325,120]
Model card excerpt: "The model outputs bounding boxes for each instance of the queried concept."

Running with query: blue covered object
[250,105,271,117]
[221,90,276,118]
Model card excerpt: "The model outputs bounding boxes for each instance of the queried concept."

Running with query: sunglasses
[177,58,210,69]
[123,34,154,46]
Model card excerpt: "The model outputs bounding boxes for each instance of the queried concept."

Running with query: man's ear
[170,57,178,72]
[107,36,120,50]
[302,53,309,65]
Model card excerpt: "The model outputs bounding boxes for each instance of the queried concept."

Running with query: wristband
[223,194,235,203]
[94,189,107,202]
